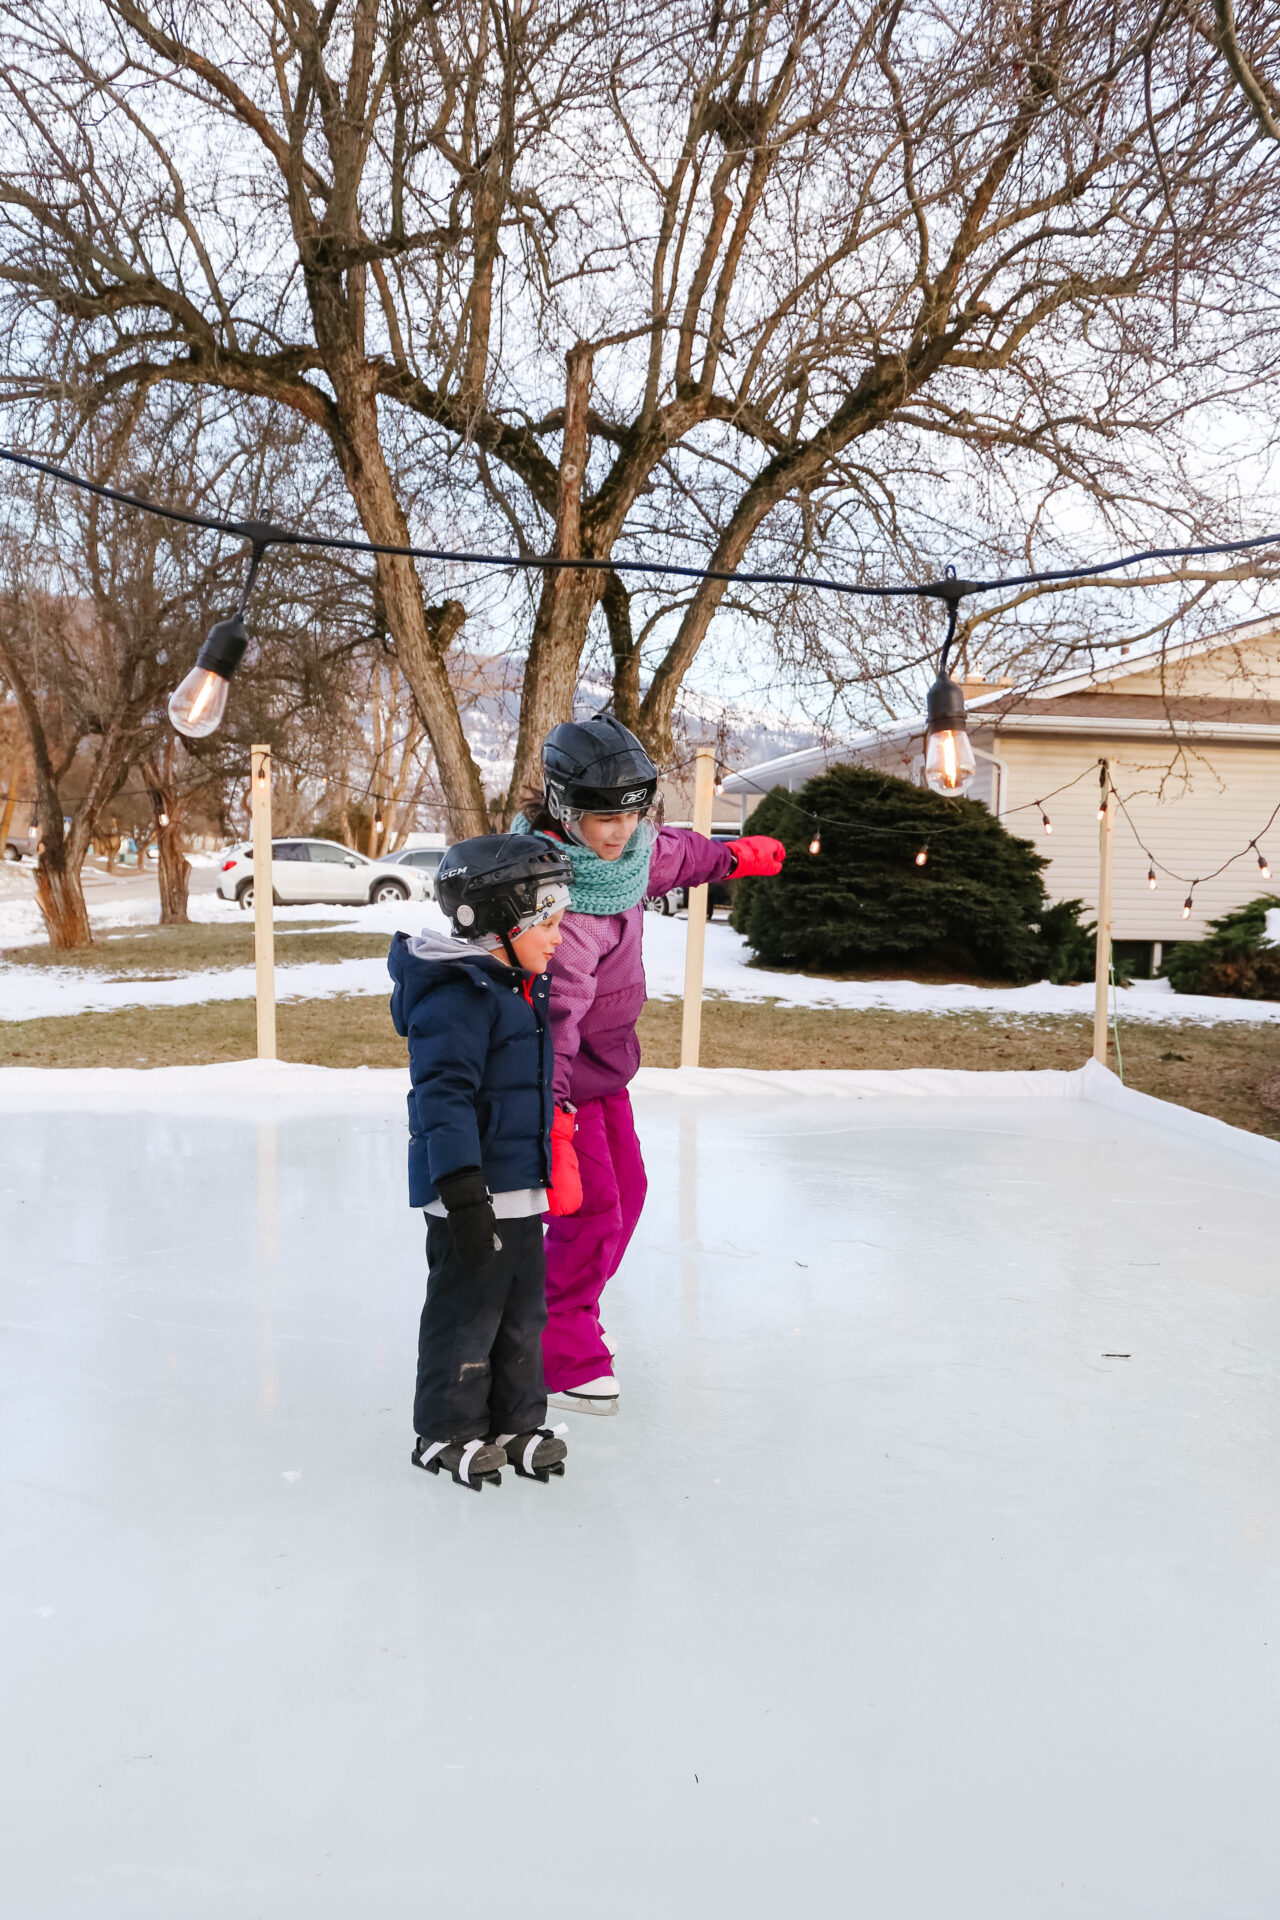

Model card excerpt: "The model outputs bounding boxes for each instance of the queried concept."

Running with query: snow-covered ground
[3,1064,1278,1914]
[3,868,1280,1026]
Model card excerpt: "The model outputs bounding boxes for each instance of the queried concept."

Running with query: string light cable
[13,445,1280,605]
[1108,785,1280,897]
[7,446,1280,889]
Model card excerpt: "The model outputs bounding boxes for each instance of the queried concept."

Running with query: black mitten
[435,1167,501,1270]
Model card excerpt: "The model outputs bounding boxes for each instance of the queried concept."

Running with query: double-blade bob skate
[492,1425,569,1483]
[412,1436,505,1492]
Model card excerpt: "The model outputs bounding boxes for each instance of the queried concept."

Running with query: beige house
[723,618,1280,970]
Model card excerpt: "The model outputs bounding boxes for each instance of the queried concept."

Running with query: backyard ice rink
[3,1062,1280,1919]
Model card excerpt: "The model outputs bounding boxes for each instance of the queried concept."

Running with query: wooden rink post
[680,746,717,1068]
[1093,761,1114,1066]
[250,744,277,1061]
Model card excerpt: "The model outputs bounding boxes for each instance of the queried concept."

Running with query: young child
[516,717,785,1414]
[388,833,580,1492]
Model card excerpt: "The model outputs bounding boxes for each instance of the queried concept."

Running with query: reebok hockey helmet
[541,717,659,831]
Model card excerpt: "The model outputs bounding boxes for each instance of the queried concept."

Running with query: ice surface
[3,1076,1280,1918]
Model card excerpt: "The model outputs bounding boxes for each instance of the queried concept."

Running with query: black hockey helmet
[541,716,658,821]
[435,834,572,945]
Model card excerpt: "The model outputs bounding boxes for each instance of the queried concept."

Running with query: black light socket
[195,615,248,681]
[926,672,969,733]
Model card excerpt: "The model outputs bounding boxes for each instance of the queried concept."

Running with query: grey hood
[405,926,500,965]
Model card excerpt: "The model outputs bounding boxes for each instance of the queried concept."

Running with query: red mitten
[546,1106,583,1216]
[726,835,786,878]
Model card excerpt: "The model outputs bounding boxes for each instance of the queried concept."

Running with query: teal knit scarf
[512,813,653,917]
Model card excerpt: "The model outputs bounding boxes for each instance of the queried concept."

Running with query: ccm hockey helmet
[435,834,572,957]
[541,716,658,825]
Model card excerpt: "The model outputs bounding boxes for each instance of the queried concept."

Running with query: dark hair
[516,787,558,835]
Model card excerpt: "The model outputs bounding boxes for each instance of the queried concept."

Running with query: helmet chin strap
[498,929,522,968]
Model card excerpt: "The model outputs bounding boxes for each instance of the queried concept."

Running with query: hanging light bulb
[808,830,821,856]
[1097,800,1107,822]
[1182,891,1194,919]
[374,799,385,835]
[149,788,170,830]
[923,674,977,796]
[168,615,248,739]
[256,762,268,790]
[1257,845,1271,879]
[1148,865,1157,890]
[158,810,170,829]
[714,773,725,797]
[915,847,928,867]
[1040,808,1053,834]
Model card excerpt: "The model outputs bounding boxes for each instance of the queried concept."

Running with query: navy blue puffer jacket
[388,929,554,1208]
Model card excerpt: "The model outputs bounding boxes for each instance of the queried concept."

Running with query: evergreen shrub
[730,765,1093,983]
[1160,894,1280,998]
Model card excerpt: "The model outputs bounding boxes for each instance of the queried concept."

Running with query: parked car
[644,822,741,917]
[378,844,446,894]
[216,838,431,909]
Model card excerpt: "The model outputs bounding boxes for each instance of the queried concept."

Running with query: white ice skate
[548,1373,620,1416]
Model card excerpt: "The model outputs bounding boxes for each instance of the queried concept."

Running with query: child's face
[510,909,564,974]
[575,811,640,861]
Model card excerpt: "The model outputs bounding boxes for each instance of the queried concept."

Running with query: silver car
[215,838,431,909]
[377,845,445,897]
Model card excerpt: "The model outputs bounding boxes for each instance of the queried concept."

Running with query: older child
[388,833,579,1491]
[517,717,785,1414]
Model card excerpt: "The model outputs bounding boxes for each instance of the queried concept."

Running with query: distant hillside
[456,659,833,798]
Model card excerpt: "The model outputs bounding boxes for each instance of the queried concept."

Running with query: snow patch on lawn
[4,883,1280,1026]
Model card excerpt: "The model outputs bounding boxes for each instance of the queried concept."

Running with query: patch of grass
[2,989,1279,1141]
[2,920,389,975]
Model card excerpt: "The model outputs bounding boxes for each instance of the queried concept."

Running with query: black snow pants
[413,1213,548,1442]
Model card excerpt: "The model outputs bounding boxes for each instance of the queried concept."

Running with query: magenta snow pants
[542,1088,647,1392]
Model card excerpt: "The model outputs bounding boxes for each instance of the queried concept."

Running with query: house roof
[721,615,1280,793]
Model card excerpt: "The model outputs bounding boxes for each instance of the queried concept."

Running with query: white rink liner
[0,1054,1276,1170]
[4,1064,1280,1917]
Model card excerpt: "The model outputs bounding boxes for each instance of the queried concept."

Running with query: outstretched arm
[647,826,785,894]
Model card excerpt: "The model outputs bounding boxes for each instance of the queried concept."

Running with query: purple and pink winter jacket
[544,828,735,1106]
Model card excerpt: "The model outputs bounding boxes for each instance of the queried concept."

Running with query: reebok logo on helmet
[620,789,648,806]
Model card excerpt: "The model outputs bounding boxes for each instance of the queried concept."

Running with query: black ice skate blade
[411,1450,502,1492]
[511,1460,566,1484]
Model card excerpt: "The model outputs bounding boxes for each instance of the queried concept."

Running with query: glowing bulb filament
[808,833,821,856]
[1040,811,1052,834]
[158,812,170,829]
[1257,847,1271,879]
[169,665,230,739]
[1182,893,1194,919]
[923,727,977,796]
[915,847,928,867]
[1147,866,1157,890]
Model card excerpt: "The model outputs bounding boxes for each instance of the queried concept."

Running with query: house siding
[996,735,1280,940]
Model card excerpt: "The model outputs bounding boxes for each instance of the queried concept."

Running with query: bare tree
[0,394,371,942]
[1,0,1278,825]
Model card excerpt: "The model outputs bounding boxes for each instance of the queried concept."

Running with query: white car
[216,838,431,909]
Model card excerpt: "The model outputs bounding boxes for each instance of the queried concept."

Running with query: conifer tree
[730,766,1092,983]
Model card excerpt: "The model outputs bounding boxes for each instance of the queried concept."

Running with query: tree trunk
[35,853,92,949]
[507,345,604,813]
[156,825,190,924]
[0,766,19,851]
[323,369,489,838]
[602,573,641,729]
